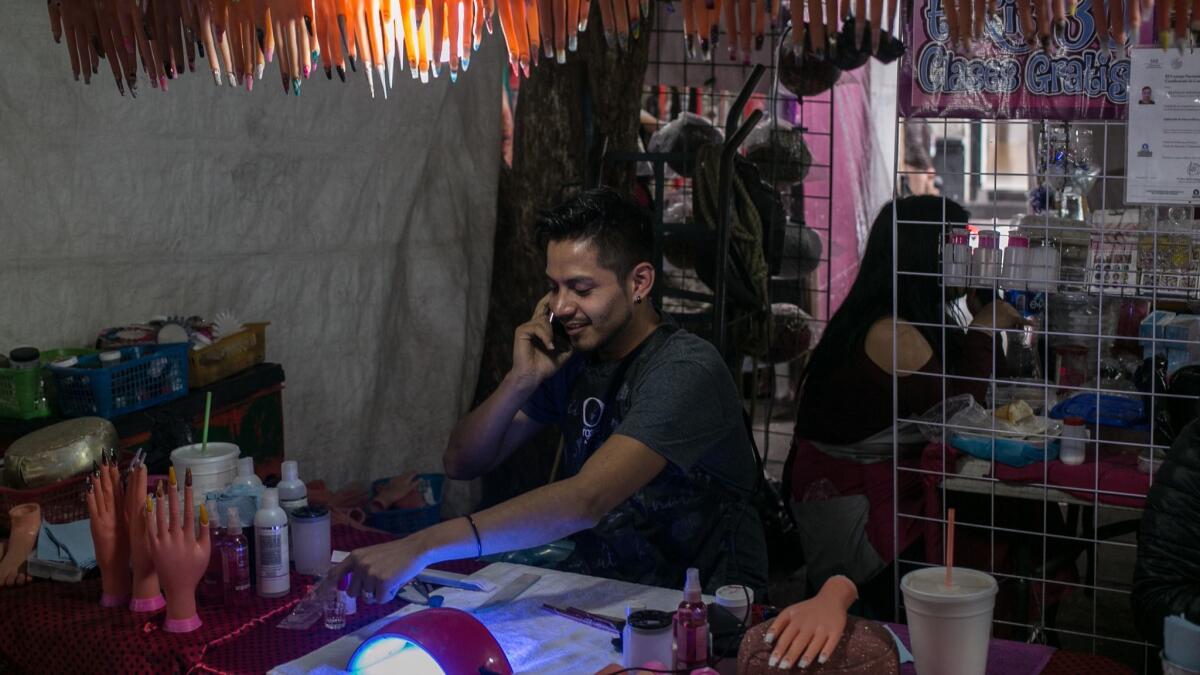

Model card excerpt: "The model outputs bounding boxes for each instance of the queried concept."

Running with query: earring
[635,295,642,304]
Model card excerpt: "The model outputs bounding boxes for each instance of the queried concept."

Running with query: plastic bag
[646,112,722,178]
[743,118,812,184]
[916,394,1063,467]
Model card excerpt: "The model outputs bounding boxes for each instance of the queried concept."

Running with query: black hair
[802,195,971,388]
[535,187,655,280]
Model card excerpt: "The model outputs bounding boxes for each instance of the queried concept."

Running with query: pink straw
[945,508,956,586]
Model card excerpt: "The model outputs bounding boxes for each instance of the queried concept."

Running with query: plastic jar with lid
[9,347,41,371]
[972,230,1002,289]
[1059,417,1089,465]
[99,351,123,368]
[943,228,972,289]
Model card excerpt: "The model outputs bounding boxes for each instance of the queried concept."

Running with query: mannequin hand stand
[86,452,132,606]
[763,575,858,670]
[145,467,211,632]
[125,465,164,611]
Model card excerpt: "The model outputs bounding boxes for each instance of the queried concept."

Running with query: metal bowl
[3,417,118,489]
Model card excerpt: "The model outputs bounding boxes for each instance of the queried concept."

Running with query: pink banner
[898,0,1156,119]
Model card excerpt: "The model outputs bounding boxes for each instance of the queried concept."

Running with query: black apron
[556,325,754,591]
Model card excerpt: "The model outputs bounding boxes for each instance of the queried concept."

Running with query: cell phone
[550,315,572,353]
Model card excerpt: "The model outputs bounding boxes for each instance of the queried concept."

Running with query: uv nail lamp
[346,607,512,675]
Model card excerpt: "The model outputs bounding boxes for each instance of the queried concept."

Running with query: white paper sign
[1125,48,1200,206]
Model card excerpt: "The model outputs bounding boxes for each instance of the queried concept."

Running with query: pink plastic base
[129,594,166,612]
[163,614,203,633]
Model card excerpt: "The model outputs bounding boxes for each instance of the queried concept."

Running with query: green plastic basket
[0,348,96,420]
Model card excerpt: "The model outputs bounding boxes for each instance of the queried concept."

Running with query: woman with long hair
[783,195,1025,616]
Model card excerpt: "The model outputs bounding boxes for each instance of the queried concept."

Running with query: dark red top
[794,330,1002,446]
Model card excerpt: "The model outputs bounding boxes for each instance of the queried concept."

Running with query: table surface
[0,525,1137,675]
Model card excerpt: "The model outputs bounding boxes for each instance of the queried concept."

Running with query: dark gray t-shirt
[522,325,768,594]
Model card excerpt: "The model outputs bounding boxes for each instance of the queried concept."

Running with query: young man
[328,188,767,604]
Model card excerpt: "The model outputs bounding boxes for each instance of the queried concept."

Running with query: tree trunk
[473,7,653,507]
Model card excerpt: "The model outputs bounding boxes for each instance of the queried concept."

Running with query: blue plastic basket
[365,473,444,537]
[48,344,189,419]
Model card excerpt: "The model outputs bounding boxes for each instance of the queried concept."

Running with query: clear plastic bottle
[222,507,252,604]
[277,461,308,513]
[254,488,290,597]
[230,457,263,491]
[673,568,709,670]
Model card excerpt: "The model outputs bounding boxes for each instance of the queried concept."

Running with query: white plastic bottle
[277,460,308,513]
[231,457,263,491]
[254,488,290,597]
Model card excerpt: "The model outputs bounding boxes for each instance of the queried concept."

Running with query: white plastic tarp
[0,2,503,504]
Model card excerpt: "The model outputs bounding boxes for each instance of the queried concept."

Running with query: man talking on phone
[328,188,768,604]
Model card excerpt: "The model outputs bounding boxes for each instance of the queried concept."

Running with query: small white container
[171,443,239,501]
[622,608,674,669]
[290,505,332,577]
[1059,417,1089,466]
[99,351,123,368]
[714,585,754,624]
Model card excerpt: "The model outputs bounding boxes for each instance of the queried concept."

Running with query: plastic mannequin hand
[125,465,163,609]
[145,467,211,629]
[86,455,131,605]
[58,0,102,84]
[370,472,420,511]
[764,575,858,670]
[0,503,41,586]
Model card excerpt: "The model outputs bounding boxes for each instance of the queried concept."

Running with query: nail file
[328,553,497,593]
[414,568,497,592]
[475,573,541,610]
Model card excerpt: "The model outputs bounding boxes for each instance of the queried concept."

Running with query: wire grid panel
[892,115,1196,672]
[643,3,840,470]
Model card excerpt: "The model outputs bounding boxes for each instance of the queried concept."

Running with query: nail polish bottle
[222,507,251,605]
[673,568,709,670]
[201,499,226,604]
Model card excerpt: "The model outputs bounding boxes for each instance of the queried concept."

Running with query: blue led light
[347,636,446,675]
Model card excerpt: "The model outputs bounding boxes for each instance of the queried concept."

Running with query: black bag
[743,410,807,581]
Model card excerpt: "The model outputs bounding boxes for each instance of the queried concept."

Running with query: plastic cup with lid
[901,566,998,675]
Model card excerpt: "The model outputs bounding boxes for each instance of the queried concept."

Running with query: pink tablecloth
[920,443,1150,509]
[0,525,483,675]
